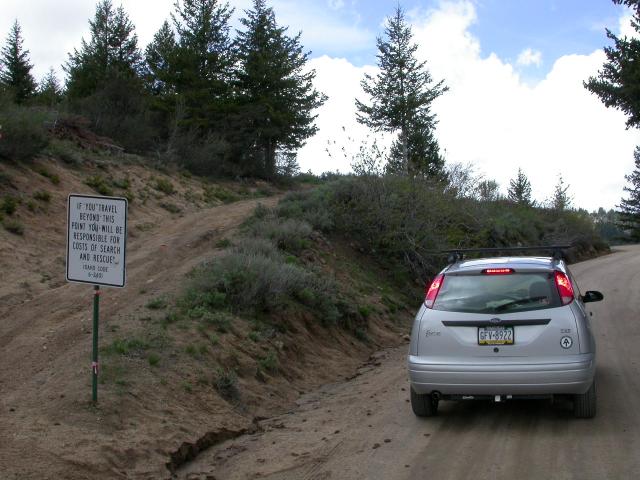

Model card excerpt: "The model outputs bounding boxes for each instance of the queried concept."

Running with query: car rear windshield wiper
[494,296,548,312]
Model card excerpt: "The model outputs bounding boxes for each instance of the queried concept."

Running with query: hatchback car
[407,250,603,418]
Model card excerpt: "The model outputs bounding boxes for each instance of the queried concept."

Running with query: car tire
[410,387,438,417]
[574,379,596,419]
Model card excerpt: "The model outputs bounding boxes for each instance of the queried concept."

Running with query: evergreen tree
[65,0,143,99]
[234,0,326,178]
[508,168,533,206]
[171,0,234,130]
[145,20,179,140]
[618,146,640,240]
[145,21,177,98]
[551,174,572,211]
[0,20,36,103]
[356,6,447,177]
[584,0,640,128]
[64,1,151,151]
[37,67,62,107]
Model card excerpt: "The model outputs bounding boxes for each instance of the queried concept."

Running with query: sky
[1,0,639,210]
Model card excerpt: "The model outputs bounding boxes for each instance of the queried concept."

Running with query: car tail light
[482,268,515,275]
[425,274,444,309]
[554,271,574,305]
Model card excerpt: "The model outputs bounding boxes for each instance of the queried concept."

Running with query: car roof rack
[442,245,572,264]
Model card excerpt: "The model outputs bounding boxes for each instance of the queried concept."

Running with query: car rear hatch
[417,264,580,359]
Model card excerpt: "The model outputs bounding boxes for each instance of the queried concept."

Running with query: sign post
[66,194,127,403]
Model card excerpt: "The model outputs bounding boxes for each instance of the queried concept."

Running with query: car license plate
[478,326,514,345]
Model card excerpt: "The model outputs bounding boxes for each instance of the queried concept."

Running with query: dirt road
[0,196,281,479]
[178,245,640,480]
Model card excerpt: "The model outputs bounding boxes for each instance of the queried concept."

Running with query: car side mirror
[582,291,604,303]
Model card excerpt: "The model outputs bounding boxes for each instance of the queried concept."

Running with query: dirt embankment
[0,153,412,479]
[177,246,640,480]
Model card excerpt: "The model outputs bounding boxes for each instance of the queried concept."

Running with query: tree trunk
[264,138,276,180]
[402,129,409,176]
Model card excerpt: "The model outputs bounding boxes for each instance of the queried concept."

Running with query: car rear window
[433,272,562,314]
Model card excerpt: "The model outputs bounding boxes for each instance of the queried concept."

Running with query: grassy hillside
[0,139,416,478]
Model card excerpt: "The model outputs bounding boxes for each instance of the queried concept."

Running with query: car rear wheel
[574,379,596,418]
[410,387,438,417]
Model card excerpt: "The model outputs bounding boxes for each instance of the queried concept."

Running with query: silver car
[408,250,604,418]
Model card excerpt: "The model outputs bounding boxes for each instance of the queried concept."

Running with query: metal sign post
[92,285,100,402]
[66,194,127,403]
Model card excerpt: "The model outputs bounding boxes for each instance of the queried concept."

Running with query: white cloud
[517,48,543,67]
[271,0,373,55]
[618,8,638,39]
[299,56,384,173]
[299,0,640,210]
[327,0,346,10]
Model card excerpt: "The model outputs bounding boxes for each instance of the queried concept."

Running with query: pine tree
[145,21,177,98]
[37,67,62,107]
[618,146,640,240]
[551,174,572,211]
[65,0,143,99]
[0,20,36,103]
[508,168,533,206]
[234,0,326,178]
[584,0,640,128]
[356,6,447,177]
[171,0,234,130]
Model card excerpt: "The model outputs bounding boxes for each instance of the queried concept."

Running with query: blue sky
[277,0,627,76]
[1,0,638,209]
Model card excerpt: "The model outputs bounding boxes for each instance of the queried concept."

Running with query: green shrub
[46,140,82,166]
[1,196,18,215]
[154,178,175,195]
[182,290,227,311]
[3,219,24,235]
[199,310,233,333]
[85,175,113,196]
[354,327,369,342]
[203,185,239,204]
[159,202,181,214]
[248,331,261,342]
[0,105,49,161]
[189,251,311,312]
[232,237,280,258]
[215,238,232,248]
[103,338,149,356]
[148,353,160,366]
[0,171,15,188]
[214,368,238,400]
[35,166,60,185]
[33,190,51,202]
[247,217,312,252]
[146,297,168,310]
[276,189,335,231]
[258,350,279,373]
[112,177,130,189]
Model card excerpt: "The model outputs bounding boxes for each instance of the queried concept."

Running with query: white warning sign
[66,194,127,287]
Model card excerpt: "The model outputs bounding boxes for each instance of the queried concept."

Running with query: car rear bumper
[407,354,595,396]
